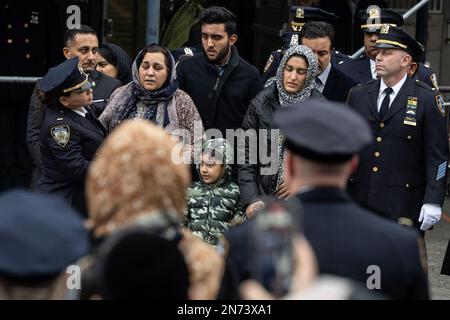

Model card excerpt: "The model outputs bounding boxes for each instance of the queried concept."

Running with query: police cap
[273,99,372,163]
[374,25,424,61]
[357,7,404,33]
[0,190,90,279]
[290,6,338,32]
[38,56,94,97]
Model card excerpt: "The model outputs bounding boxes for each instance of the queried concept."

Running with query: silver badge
[436,95,446,117]
[50,125,70,147]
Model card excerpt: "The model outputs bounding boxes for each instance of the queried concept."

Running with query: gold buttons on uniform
[7,24,12,29]
[24,23,28,28]
[374,152,380,157]
[372,166,379,173]
[25,38,30,43]
[380,123,385,128]
[25,54,31,59]
[376,137,382,143]
[407,135,412,140]
[405,184,410,188]
[7,39,12,44]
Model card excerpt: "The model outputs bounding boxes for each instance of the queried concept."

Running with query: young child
[185,138,245,246]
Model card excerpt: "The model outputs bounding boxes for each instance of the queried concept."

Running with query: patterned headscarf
[105,44,178,129]
[275,44,319,106]
[86,119,190,238]
[274,45,320,190]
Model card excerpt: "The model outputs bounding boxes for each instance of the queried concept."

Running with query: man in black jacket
[300,21,357,102]
[26,25,121,188]
[225,99,429,300]
[176,7,262,137]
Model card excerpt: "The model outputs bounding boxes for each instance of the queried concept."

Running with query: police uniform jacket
[36,105,105,216]
[347,77,448,226]
[26,71,120,187]
[225,187,429,300]
[337,54,439,90]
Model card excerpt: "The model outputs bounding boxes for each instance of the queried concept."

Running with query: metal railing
[0,76,41,84]
[351,0,430,59]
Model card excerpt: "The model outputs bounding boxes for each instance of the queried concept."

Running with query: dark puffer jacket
[238,83,323,208]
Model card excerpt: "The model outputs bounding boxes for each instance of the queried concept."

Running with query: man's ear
[349,155,359,175]
[63,47,71,59]
[59,96,70,107]
[401,53,412,67]
[229,34,238,46]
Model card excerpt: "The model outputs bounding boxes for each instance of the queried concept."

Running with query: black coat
[347,77,448,226]
[335,54,373,84]
[238,83,323,208]
[225,187,429,300]
[176,46,262,134]
[26,71,121,187]
[322,66,357,103]
[442,239,450,275]
[36,106,105,216]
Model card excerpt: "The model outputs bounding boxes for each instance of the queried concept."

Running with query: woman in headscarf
[238,44,323,217]
[99,44,203,160]
[84,120,224,300]
[96,42,132,84]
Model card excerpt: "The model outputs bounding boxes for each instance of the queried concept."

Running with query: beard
[204,46,231,65]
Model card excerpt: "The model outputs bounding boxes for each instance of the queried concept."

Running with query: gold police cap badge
[296,8,304,19]
[380,24,390,34]
[369,7,380,19]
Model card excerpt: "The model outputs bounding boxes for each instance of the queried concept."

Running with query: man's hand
[275,181,291,199]
[418,203,442,231]
[245,201,265,219]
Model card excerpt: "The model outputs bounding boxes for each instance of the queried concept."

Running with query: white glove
[418,203,442,231]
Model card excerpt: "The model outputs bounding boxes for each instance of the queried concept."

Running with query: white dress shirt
[377,73,408,112]
[316,63,332,93]
[369,59,377,80]
[73,107,88,118]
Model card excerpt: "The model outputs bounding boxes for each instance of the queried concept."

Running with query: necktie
[379,87,393,119]
[315,77,323,91]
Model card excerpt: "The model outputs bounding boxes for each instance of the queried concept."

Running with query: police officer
[35,57,105,216]
[0,189,89,299]
[226,99,429,299]
[27,25,122,189]
[347,25,448,231]
[337,7,439,90]
[261,6,351,85]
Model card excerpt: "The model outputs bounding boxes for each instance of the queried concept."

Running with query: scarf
[274,45,320,190]
[107,47,178,129]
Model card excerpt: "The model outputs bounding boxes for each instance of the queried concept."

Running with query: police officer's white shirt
[369,59,377,80]
[73,107,88,118]
[377,73,408,112]
[316,63,332,93]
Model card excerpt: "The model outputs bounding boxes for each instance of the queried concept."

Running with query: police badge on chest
[403,96,418,127]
